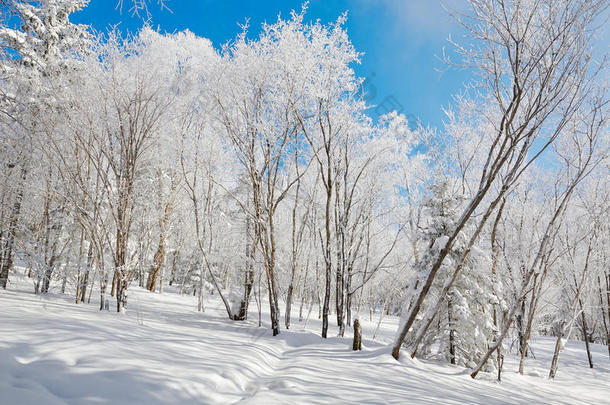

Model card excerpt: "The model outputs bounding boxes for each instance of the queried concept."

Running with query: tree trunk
[169,250,178,286]
[519,274,540,374]
[146,182,175,292]
[114,216,130,312]
[335,229,344,328]
[448,294,456,365]
[491,199,504,380]
[99,270,108,311]
[285,284,295,329]
[61,264,68,294]
[578,298,593,368]
[0,165,27,289]
[549,332,564,380]
[110,271,117,297]
[146,243,165,292]
[299,289,307,322]
[41,235,60,294]
[346,280,353,328]
[392,189,490,360]
[80,244,93,303]
[606,272,610,358]
[373,299,387,340]
[548,240,593,379]
[75,230,85,303]
[353,319,362,351]
[322,176,332,338]
[299,259,310,322]
[234,253,254,321]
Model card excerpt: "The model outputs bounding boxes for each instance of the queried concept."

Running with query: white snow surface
[1,278,609,404]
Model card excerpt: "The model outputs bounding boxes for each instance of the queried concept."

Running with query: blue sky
[73,0,472,130]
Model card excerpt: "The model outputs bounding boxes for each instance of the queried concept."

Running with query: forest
[0,0,609,397]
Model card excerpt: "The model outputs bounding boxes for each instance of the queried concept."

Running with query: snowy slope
[1,277,609,404]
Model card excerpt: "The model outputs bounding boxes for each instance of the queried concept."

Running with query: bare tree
[472,91,608,378]
[393,0,608,361]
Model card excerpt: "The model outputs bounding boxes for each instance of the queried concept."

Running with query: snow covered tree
[393,0,609,365]
[0,0,89,289]
[405,182,496,370]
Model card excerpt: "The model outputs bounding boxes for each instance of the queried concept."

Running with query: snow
[432,235,449,251]
[1,276,609,404]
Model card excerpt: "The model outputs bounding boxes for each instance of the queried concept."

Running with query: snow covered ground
[1,275,609,404]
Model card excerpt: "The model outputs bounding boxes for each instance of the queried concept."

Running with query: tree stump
[353,319,362,351]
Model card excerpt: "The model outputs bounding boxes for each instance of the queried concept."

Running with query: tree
[0,0,89,289]
[76,28,175,311]
[393,0,608,362]
[473,89,608,378]
[289,10,364,338]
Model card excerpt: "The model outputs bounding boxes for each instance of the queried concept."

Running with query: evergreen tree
[409,182,497,370]
[0,0,90,290]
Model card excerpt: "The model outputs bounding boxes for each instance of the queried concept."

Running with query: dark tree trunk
[578,299,593,368]
[235,214,256,321]
[322,263,331,338]
[41,228,61,294]
[448,295,456,365]
[322,169,332,338]
[80,244,93,303]
[335,240,343,328]
[518,299,526,357]
[353,319,362,351]
[234,268,254,321]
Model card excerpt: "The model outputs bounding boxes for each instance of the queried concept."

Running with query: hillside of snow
[1,276,608,405]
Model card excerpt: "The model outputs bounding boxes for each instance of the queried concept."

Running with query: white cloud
[357,0,467,45]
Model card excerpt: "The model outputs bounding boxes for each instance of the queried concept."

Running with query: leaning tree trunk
[549,331,566,380]
[473,161,587,379]
[491,199,505,380]
[549,240,593,379]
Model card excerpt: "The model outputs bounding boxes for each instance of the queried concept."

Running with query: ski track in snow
[1,278,609,404]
